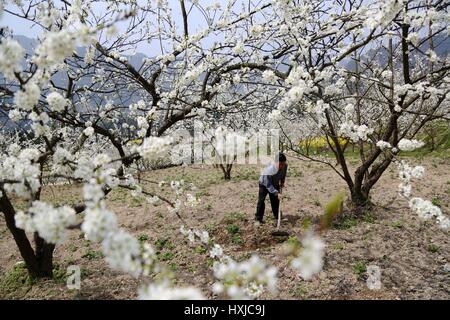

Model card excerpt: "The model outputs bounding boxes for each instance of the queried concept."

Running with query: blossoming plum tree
[255,0,449,219]
[0,0,326,298]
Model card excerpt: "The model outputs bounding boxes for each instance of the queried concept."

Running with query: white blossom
[290,232,325,280]
[138,281,205,300]
[82,207,118,242]
[262,70,277,83]
[398,139,425,151]
[14,82,41,111]
[409,198,449,230]
[185,193,200,208]
[46,92,68,112]
[83,126,95,137]
[209,244,223,258]
[212,255,277,299]
[376,141,392,150]
[33,30,76,67]
[339,123,373,142]
[137,136,172,161]
[15,201,76,244]
[8,109,22,122]
[0,38,25,80]
[102,229,143,277]
[1,148,41,198]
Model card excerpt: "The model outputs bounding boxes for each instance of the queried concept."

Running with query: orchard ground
[0,153,449,299]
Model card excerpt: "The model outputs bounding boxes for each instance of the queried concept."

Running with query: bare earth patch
[1,156,449,299]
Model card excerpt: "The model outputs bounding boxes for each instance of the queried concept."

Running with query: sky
[0,0,234,55]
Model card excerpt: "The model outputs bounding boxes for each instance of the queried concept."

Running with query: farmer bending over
[255,153,288,224]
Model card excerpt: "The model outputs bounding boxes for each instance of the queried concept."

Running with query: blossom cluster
[15,201,76,244]
[180,225,210,245]
[212,254,278,299]
[179,225,277,299]
[396,160,449,230]
[397,161,425,197]
[283,232,326,280]
[0,148,41,199]
[339,123,373,143]
[397,139,425,152]
[0,38,25,80]
[136,136,173,161]
[46,91,68,112]
[409,198,450,230]
[138,280,205,300]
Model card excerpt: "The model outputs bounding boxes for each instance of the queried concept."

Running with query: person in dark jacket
[255,153,288,224]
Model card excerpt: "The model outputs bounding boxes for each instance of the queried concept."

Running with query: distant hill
[1,35,153,131]
[1,34,449,132]
[345,33,449,71]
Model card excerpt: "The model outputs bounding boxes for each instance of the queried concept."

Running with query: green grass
[289,168,304,177]
[428,244,440,253]
[130,197,143,207]
[82,249,104,260]
[290,284,307,298]
[391,220,404,228]
[206,258,215,267]
[188,266,198,274]
[195,190,210,198]
[224,223,242,244]
[401,121,450,159]
[194,246,207,254]
[154,237,175,261]
[205,223,218,234]
[158,251,175,261]
[335,216,358,229]
[0,263,35,298]
[138,234,149,243]
[226,224,240,235]
[223,212,247,224]
[333,243,345,250]
[363,212,376,224]
[231,234,243,244]
[168,262,178,272]
[353,261,367,279]
[52,263,69,284]
[0,263,75,299]
[154,238,174,251]
[431,197,442,208]
[300,216,312,230]
[234,169,259,181]
[286,236,301,246]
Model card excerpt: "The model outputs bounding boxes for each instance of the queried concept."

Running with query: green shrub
[428,244,440,253]
[353,261,367,278]
[138,234,149,243]
[226,224,240,235]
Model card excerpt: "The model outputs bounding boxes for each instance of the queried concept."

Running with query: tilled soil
[0,156,449,299]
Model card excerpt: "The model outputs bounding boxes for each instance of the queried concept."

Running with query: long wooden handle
[277,189,282,229]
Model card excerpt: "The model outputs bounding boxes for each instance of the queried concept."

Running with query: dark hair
[278,153,287,162]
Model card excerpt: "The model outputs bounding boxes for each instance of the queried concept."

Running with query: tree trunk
[1,193,54,278]
[220,163,233,180]
[220,164,232,180]
[350,188,370,209]
[34,233,55,278]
